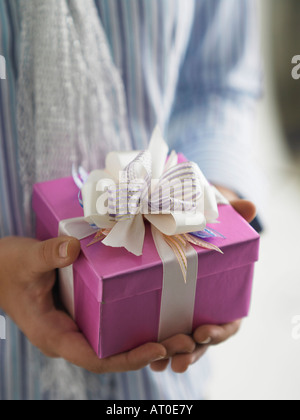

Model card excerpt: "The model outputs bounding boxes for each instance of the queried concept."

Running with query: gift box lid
[33,177,260,304]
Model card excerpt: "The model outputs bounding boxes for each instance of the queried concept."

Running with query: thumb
[29,236,81,274]
[230,199,257,224]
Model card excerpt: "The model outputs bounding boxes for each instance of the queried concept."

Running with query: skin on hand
[0,186,257,375]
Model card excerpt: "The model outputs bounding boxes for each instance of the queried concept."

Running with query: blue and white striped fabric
[0,0,261,400]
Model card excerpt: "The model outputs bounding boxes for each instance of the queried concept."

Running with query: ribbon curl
[80,126,228,282]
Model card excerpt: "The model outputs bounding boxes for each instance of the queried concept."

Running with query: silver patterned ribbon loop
[106,153,207,226]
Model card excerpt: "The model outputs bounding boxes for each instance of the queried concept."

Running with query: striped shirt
[0,0,261,400]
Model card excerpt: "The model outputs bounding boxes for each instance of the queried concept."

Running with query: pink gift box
[32,176,260,359]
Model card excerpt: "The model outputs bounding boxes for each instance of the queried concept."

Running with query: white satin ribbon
[152,226,198,341]
[58,217,96,319]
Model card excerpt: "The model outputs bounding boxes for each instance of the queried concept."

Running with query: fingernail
[59,241,70,259]
[200,337,212,345]
[150,355,166,363]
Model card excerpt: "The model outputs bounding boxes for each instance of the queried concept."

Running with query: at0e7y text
[147,405,193,415]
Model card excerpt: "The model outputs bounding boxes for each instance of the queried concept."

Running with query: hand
[216,185,257,224]
[150,186,257,373]
[150,321,242,374]
[0,236,167,373]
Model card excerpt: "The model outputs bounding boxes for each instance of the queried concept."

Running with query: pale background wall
[206,0,300,400]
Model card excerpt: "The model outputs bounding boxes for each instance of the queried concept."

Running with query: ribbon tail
[183,233,224,254]
[211,185,230,206]
[58,217,98,319]
[87,230,106,247]
[58,217,98,240]
[102,214,145,256]
[162,235,188,284]
[151,226,198,342]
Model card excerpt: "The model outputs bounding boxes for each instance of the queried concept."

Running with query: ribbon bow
[80,126,227,282]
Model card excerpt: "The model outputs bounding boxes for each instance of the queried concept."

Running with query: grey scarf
[16,0,133,399]
[17,0,131,234]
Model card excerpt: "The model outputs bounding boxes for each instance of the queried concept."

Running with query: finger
[62,338,168,374]
[170,345,209,374]
[36,308,168,373]
[230,199,257,223]
[103,343,167,373]
[149,334,197,373]
[27,236,81,275]
[47,324,166,373]
[193,320,242,346]
[160,334,196,357]
[150,358,170,372]
[150,344,209,374]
